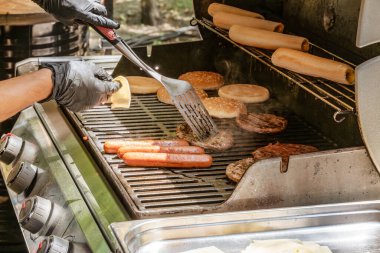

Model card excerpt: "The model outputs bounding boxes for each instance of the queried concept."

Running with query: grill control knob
[7,162,38,194]
[19,196,52,234]
[0,134,23,164]
[0,133,38,165]
[36,236,70,253]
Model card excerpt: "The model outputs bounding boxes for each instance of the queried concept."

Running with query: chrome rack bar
[193,18,356,123]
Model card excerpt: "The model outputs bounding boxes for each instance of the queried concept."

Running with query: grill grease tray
[71,93,338,218]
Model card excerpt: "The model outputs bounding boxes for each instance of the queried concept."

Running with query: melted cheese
[109,76,131,109]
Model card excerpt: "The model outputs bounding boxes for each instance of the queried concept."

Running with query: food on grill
[241,239,332,253]
[253,142,319,173]
[208,2,264,19]
[121,152,213,168]
[271,48,355,85]
[179,246,225,253]
[176,123,234,151]
[157,86,208,105]
[226,143,318,182]
[213,12,284,32]
[117,145,205,158]
[252,143,318,160]
[107,76,131,109]
[218,84,270,103]
[236,113,288,134]
[178,71,224,90]
[226,157,256,183]
[126,76,162,94]
[104,139,189,154]
[229,25,309,51]
[202,97,247,118]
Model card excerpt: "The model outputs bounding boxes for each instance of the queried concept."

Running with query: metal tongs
[91,25,218,140]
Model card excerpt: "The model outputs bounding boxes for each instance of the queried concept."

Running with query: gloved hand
[32,0,119,29]
[41,61,120,112]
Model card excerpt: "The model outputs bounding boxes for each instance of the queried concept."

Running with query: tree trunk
[141,0,160,26]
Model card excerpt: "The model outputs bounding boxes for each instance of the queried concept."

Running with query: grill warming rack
[193,18,356,123]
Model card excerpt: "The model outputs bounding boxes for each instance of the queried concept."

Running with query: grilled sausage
[229,25,309,51]
[271,48,355,85]
[208,3,264,19]
[104,139,189,154]
[213,12,284,32]
[122,152,213,168]
[117,145,205,158]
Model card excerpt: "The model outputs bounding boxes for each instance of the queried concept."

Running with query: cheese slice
[108,76,131,109]
[179,246,225,253]
[241,239,332,253]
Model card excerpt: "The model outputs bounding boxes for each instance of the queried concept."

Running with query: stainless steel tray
[111,201,380,253]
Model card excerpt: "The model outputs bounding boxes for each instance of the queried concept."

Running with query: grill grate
[74,93,337,216]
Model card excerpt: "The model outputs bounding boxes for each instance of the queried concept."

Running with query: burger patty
[236,113,288,134]
[176,123,234,151]
[226,143,318,182]
[252,143,319,160]
[226,158,256,183]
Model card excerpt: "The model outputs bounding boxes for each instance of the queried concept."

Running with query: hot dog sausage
[122,152,213,168]
[271,48,355,85]
[213,12,284,32]
[229,25,309,51]
[208,3,264,19]
[104,139,189,154]
[117,145,205,158]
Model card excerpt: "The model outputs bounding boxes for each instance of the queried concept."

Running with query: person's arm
[0,61,120,123]
[0,68,53,122]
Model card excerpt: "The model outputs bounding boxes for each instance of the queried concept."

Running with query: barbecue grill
[2,0,380,252]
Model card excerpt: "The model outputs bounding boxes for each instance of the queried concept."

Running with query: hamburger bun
[202,97,247,118]
[157,86,208,105]
[127,76,162,94]
[179,71,224,90]
[218,84,270,103]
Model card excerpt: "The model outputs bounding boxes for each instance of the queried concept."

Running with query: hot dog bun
[202,97,247,118]
[218,84,270,103]
[271,48,355,85]
[179,71,224,90]
[127,76,162,94]
[157,86,208,105]
[229,25,309,51]
[208,3,264,19]
[213,12,284,32]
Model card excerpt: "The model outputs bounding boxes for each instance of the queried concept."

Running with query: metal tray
[111,201,380,253]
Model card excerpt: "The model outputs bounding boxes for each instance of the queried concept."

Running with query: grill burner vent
[72,93,337,218]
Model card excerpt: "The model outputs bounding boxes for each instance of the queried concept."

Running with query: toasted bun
[127,76,162,94]
[157,87,208,105]
[218,84,270,103]
[108,76,131,109]
[179,71,224,90]
[202,97,247,118]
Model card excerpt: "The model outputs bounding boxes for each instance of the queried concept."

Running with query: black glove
[32,0,119,29]
[41,61,120,112]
